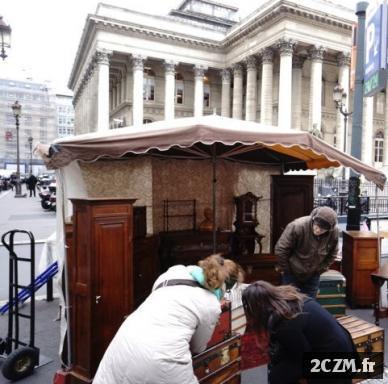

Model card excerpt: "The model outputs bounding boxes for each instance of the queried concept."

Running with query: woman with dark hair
[242,281,355,384]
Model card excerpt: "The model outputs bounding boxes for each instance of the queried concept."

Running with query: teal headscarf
[189,266,223,301]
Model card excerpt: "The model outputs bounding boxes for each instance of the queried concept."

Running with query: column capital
[221,68,231,82]
[194,65,207,78]
[292,55,305,69]
[245,55,258,70]
[132,55,146,71]
[261,47,274,64]
[277,38,295,56]
[337,52,351,67]
[233,63,243,77]
[309,45,326,62]
[164,60,177,75]
[95,49,111,65]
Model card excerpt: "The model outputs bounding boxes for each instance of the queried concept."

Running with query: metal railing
[313,179,388,216]
[314,196,370,216]
[314,179,388,197]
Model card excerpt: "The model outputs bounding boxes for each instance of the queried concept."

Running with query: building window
[143,69,155,101]
[376,93,385,115]
[203,77,210,108]
[24,115,32,126]
[321,78,326,107]
[374,132,384,163]
[175,73,184,104]
[143,118,153,124]
[204,84,210,108]
[40,118,47,127]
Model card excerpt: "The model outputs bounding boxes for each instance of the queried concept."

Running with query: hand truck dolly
[0,230,40,381]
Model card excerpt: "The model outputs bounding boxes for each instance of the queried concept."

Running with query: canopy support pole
[212,145,217,254]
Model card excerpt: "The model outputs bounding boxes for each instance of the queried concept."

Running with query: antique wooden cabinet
[342,231,379,307]
[68,198,135,382]
[271,175,314,251]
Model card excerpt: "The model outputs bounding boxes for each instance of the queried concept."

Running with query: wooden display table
[342,231,379,308]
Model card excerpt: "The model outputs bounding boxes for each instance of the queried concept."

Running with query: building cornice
[224,1,353,48]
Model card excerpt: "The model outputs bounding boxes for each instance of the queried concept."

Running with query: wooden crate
[193,334,241,384]
[337,315,384,382]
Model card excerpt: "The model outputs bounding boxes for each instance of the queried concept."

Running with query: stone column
[194,65,206,117]
[111,85,117,109]
[121,72,126,102]
[96,49,111,132]
[132,55,146,126]
[164,61,176,120]
[308,46,326,132]
[245,56,257,121]
[232,63,243,119]
[116,76,121,106]
[260,48,274,125]
[383,88,388,167]
[337,52,351,152]
[125,69,131,101]
[125,62,132,124]
[221,69,231,117]
[291,55,304,130]
[278,39,294,129]
[362,96,374,165]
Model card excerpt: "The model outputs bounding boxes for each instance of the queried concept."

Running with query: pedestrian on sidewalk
[26,174,38,197]
[275,206,339,298]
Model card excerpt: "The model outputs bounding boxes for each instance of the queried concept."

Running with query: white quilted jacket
[93,265,221,384]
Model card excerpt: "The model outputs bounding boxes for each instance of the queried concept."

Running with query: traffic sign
[364,0,388,96]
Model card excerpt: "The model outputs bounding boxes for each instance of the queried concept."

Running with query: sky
[0,0,359,94]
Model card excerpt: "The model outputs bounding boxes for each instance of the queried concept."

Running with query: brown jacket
[275,207,339,281]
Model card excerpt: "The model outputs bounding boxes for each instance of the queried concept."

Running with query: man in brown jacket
[275,206,339,298]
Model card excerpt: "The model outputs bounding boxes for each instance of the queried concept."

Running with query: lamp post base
[14,193,27,198]
[14,182,27,198]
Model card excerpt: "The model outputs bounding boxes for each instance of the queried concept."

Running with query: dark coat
[268,298,354,384]
[275,208,339,281]
[26,175,38,189]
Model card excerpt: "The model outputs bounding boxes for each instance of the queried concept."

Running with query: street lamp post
[333,84,353,181]
[0,16,11,60]
[28,136,33,174]
[11,101,26,198]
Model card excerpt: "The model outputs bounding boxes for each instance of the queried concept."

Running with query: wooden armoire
[67,198,136,383]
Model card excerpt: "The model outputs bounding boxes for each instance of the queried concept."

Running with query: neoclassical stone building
[68,0,388,169]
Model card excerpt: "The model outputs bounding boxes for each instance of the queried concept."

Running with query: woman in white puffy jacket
[93,254,236,384]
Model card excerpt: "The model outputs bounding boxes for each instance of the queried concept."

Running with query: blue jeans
[282,272,320,298]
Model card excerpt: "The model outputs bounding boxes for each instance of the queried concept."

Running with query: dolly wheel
[2,347,37,381]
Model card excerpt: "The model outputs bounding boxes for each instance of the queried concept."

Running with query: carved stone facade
[68,0,387,168]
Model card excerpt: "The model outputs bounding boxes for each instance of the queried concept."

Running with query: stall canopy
[37,115,386,189]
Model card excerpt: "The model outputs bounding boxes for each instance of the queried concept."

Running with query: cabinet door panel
[94,218,132,369]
